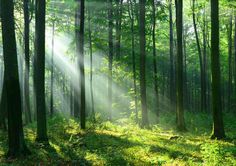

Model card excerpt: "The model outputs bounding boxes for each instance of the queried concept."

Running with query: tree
[139,0,149,127]
[115,0,123,58]
[152,0,159,117]
[0,72,7,131]
[74,0,80,118]
[227,15,233,112]
[35,0,48,142]
[183,26,188,110]
[192,0,206,112]
[210,0,225,139]
[175,0,185,131]
[234,16,236,112]
[23,0,32,123]
[202,4,209,112]
[88,7,95,121]
[0,0,30,157]
[169,0,175,112]
[128,0,138,122]
[79,0,86,129]
[75,0,86,128]
[108,0,113,120]
[50,1,56,117]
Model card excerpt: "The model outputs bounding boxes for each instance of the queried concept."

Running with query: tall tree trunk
[74,0,80,118]
[23,0,32,124]
[139,0,149,127]
[152,0,159,117]
[35,0,48,142]
[202,5,208,112]
[108,0,113,120]
[0,0,30,156]
[227,15,233,112]
[50,11,55,117]
[128,0,138,122]
[183,27,188,111]
[88,8,95,121]
[0,72,7,131]
[175,0,185,131]
[192,0,206,112]
[115,0,123,58]
[234,16,236,113]
[79,0,86,129]
[169,0,175,112]
[210,0,225,139]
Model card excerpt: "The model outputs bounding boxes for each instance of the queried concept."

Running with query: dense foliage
[0,0,235,165]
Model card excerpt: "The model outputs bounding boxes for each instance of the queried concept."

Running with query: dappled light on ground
[0,112,235,165]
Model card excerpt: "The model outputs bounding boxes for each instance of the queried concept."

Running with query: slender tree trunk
[115,0,123,59]
[183,27,188,111]
[234,16,236,113]
[50,13,55,117]
[192,0,206,112]
[23,0,32,124]
[74,0,80,118]
[151,0,159,117]
[77,0,86,129]
[128,0,138,122]
[0,0,30,156]
[175,0,185,131]
[210,0,225,139]
[108,0,113,120]
[88,8,95,121]
[202,5,208,112]
[35,0,48,142]
[169,0,175,112]
[227,15,233,112]
[139,0,149,127]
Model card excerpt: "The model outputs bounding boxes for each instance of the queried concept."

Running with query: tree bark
[152,0,159,117]
[74,0,80,119]
[234,16,236,113]
[23,0,32,124]
[88,8,95,121]
[183,27,188,111]
[128,0,138,122]
[192,0,206,112]
[35,0,48,142]
[227,15,233,112]
[169,0,175,112]
[50,8,55,117]
[202,5,208,112]
[175,0,185,131]
[108,0,113,120]
[139,0,149,127]
[210,0,225,139]
[75,0,86,129]
[115,0,123,59]
[0,0,30,157]
[0,72,7,131]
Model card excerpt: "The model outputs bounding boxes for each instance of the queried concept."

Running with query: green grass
[0,112,235,165]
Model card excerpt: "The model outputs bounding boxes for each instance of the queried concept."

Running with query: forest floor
[0,112,235,166]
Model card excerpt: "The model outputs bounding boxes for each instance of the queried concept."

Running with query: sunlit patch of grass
[0,112,235,165]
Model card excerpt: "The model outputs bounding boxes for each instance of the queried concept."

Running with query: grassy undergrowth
[0,112,235,165]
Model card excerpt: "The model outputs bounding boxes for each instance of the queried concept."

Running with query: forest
[0,0,235,165]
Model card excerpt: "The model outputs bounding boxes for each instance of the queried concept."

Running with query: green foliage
[201,141,236,166]
[0,112,235,165]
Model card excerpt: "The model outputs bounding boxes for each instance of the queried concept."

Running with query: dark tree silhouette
[34,0,48,142]
[210,0,225,139]
[0,0,30,157]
